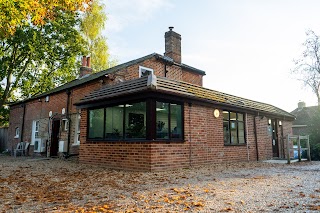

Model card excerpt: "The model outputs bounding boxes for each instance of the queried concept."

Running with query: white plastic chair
[14,142,24,157]
[14,142,29,157]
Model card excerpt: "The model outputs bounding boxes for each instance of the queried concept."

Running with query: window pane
[88,108,104,139]
[238,122,245,144]
[230,121,238,144]
[230,112,237,121]
[105,106,123,139]
[170,104,182,139]
[223,111,229,120]
[223,121,230,144]
[238,113,244,121]
[156,102,169,139]
[125,102,146,139]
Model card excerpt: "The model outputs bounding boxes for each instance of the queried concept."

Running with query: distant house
[291,101,318,135]
[8,28,295,171]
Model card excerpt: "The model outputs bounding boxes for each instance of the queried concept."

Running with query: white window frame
[14,127,20,138]
[62,119,68,131]
[31,120,40,145]
[139,66,154,77]
[73,114,81,145]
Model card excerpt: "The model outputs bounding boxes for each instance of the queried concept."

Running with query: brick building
[9,28,295,171]
[290,101,318,135]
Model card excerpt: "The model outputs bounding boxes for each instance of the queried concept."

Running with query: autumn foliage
[0,0,92,38]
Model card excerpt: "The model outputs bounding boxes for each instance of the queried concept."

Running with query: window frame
[31,120,40,145]
[73,114,81,145]
[223,110,246,145]
[139,66,154,77]
[62,119,68,131]
[14,127,20,138]
[86,99,184,142]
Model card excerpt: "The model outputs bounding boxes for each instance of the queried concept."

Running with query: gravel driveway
[0,155,320,212]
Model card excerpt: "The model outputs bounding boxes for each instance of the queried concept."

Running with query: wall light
[279,121,282,126]
[268,119,271,125]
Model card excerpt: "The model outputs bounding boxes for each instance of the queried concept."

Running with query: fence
[0,127,9,152]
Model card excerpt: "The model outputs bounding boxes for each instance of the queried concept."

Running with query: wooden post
[297,136,301,162]
[306,135,311,161]
[287,135,291,164]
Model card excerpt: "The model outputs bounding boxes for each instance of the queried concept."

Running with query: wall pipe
[20,103,26,142]
[253,115,259,161]
[188,103,192,167]
[66,89,71,157]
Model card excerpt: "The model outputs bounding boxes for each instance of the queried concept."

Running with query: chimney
[164,26,181,64]
[298,101,306,109]
[79,56,92,78]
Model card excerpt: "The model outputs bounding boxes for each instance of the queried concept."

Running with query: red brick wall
[79,103,281,171]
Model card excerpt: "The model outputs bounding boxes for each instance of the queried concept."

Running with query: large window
[223,111,245,145]
[87,100,183,141]
[88,101,147,140]
[156,102,183,139]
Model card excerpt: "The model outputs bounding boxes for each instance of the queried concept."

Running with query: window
[87,100,183,141]
[156,102,183,139]
[89,109,104,139]
[74,114,81,145]
[139,66,153,77]
[223,111,245,145]
[14,127,20,138]
[89,102,146,140]
[31,120,40,145]
[62,119,68,131]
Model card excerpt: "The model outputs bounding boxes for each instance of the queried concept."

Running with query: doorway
[271,119,279,157]
[50,119,60,156]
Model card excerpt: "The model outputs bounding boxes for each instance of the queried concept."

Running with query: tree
[0,7,87,116]
[292,30,320,105]
[80,0,114,71]
[0,0,91,39]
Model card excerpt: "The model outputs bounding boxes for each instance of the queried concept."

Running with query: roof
[9,53,206,106]
[76,75,295,120]
[290,106,319,125]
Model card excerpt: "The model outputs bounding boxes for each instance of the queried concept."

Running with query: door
[271,119,279,157]
[50,119,60,156]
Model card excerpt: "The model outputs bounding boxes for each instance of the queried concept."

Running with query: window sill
[72,143,80,146]
[14,136,19,139]
[86,139,185,143]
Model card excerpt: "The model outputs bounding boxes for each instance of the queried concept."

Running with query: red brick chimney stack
[164,26,182,64]
[79,56,92,78]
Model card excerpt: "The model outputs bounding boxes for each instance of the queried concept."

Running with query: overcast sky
[103,0,320,112]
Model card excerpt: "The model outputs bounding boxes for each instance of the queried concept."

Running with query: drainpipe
[20,103,26,142]
[66,89,71,157]
[253,115,259,161]
[246,113,250,161]
[188,103,192,167]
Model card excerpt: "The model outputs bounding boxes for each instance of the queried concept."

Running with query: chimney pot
[298,101,306,109]
[87,56,91,68]
[169,26,174,31]
[82,56,86,67]
[79,56,92,78]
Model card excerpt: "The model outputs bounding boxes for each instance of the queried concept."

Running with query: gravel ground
[0,155,320,213]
